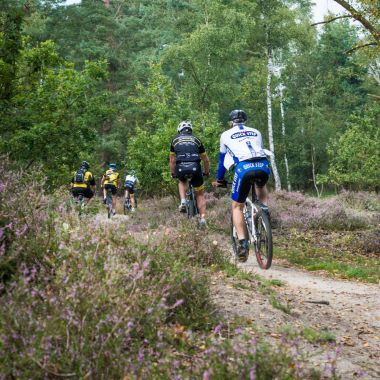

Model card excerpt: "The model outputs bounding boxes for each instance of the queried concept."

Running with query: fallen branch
[305,300,330,305]
[368,93,380,100]
[30,357,76,377]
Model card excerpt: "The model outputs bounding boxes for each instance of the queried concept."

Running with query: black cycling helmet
[229,109,247,123]
[80,161,90,170]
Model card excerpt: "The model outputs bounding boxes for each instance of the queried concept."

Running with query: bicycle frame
[243,197,257,245]
[106,188,113,218]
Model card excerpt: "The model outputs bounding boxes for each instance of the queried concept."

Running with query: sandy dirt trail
[212,249,380,379]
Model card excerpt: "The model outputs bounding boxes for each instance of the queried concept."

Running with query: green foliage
[1,0,378,192]
[163,0,251,112]
[127,64,222,193]
[323,107,380,190]
[0,30,111,186]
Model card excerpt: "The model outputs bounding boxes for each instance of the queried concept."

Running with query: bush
[0,164,223,378]
[337,190,380,212]
[0,164,341,379]
[0,158,59,286]
[325,108,380,190]
[269,191,374,231]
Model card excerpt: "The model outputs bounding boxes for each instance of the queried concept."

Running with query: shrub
[269,191,374,231]
[0,164,342,379]
[0,158,59,286]
[338,190,380,212]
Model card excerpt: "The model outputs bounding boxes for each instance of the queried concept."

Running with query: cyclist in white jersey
[213,110,271,261]
[124,170,138,211]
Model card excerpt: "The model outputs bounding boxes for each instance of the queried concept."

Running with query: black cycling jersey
[170,132,206,163]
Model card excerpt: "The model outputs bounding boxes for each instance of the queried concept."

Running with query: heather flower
[213,323,223,335]
[202,369,212,380]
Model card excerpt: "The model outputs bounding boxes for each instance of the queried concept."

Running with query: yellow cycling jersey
[71,171,95,189]
[102,170,120,187]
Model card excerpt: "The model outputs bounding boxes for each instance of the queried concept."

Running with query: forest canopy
[1,0,379,192]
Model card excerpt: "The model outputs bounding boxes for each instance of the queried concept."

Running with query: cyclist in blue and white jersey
[124,170,138,212]
[213,110,271,261]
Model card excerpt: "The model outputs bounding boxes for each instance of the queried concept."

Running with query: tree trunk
[267,47,281,191]
[311,145,323,197]
[333,0,380,44]
[279,85,291,192]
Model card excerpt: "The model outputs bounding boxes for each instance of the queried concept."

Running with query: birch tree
[266,47,281,191]
[278,84,291,191]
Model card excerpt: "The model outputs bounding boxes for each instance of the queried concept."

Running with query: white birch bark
[311,145,323,197]
[267,48,281,191]
[279,85,291,192]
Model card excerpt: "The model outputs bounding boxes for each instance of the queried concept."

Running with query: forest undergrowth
[1,161,379,379]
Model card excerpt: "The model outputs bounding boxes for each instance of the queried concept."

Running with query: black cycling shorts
[176,161,204,190]
[124,181,135,194]
[71,187,94,199]
[104,184,118,195]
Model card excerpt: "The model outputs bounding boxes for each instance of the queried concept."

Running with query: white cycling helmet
[177,121,193,133]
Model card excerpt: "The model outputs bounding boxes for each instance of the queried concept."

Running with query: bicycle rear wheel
[187,197,196,218]
[254,211,273,269]
[106,190,113,219]
[123,197,130,215]
[186,188,197,218]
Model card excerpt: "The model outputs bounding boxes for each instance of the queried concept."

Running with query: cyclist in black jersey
[169,121,210,226]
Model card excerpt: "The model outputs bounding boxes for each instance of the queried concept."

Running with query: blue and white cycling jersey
[124,175,138,188]
[217,123,267,180]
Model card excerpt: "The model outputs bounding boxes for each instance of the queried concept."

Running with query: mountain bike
[230,184,273,269]
[105,187,113,219]
[185,175,199,218]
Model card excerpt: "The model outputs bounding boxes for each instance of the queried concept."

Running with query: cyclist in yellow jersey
[101,163,120,215]
[71,161,96,205]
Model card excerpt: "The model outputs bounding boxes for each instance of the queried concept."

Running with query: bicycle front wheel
[254,211,273,269]
[106,191,113,219]
[123,198,130,215]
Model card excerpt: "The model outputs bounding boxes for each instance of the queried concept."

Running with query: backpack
[75,169,86,184]
[105,169,118,183]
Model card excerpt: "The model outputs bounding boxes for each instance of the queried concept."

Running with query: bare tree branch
[333,0,380,44]
[311,14,352,27]
[345,42,377,54]
[368,93,380,100]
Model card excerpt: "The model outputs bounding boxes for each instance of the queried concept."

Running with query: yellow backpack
[105,169,118,183]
